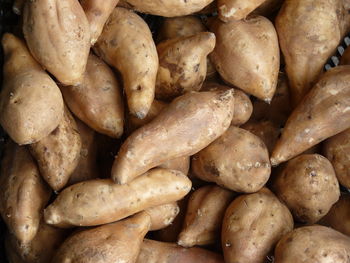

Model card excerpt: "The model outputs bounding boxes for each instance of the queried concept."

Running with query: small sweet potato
[145,203,180,231]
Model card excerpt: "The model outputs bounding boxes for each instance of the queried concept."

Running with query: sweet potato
[124,0,215,17]
[136,239,224,263]
[178,185,235,247]
[61,53,124,138]
[156,32,216,100]
[192,126,271,193]
[0,141,51,243]
[44,168,191,227]
[272,154,340,223]
[271,66,350,166]
[29,107,81,191]
[23,0,91,85]
[112,90,234,184]
[274,225,350,263]
[52,213,150,263]
[0,33,64,145]
[222,188,293,263]
[323,128,350,188]
[80,0,120,45]
[210,16,279,102]
[158,156,191,175]
[94,7,158,119]
[251,0,283,16]
[275,0,350,105]
[318,194,350,236]
[145,203,180,231]
[218,0,266,22]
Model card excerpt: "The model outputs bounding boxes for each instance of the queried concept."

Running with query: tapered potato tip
[44,207,62,226]
[177,233,196,248]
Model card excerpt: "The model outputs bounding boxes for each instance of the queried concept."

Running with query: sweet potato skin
[145,203,180,231]
[112,90,234,184]
[44,168,191,227]
[218,0,266,21]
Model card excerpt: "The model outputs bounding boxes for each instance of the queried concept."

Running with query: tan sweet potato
[210,16,279,102]
[156,32,216,100]
[66,119,99,186]
[271,66,350,166]
[112,90,234,184]
[218,0,266,21]
[275,0,350,105]
[158,156,191,175]
[80,0,120,45]
[192,126,271,193]
[272,154,340,223]
[222,188,293,263]
[0,33,64,145]
[323,128,350,188]
[274,225,350,263]
[44,168,191,227]
[178,185,235,247]
[29,107,81,191]
[124,0,215,17]
[94,7,158,119]
[23,0,91,85]
[318,194,350,236]
[52,213,150,263]
[145,203,180,231]
[251,0,283,16]
[136,239,224,263]
[0,141,51,243]
[61,53,124,138]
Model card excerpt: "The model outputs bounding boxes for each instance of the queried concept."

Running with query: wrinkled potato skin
[271,66,350,166]
[319,194,350,236]
[81,0,120,45]
[156,32,216,100]
[192,126,270,193]
[276,0,350,105]
[67,119,99,186]
[29,108,81,191]
[323,128,350,188]
[178,185,235,247]
[94,7,158,119]
[44,168,191,227]
[112,90,234,184]
[273,154,340,223]
[61,54,124,138]
[210,16,279,102]
[218,0,266,21]
[274,225,350,263]
[0,142,51,243]
[52,213,150,263]
[137,239,224,263]
[0,34,64,145]
[6,223,69,263]
[242,120,280,154]
[202,83,253,126]
[23,0,90,85]
[125,0,215,17]
[157,16,206,43]
[222,188,294,263]
[145,203,180,231]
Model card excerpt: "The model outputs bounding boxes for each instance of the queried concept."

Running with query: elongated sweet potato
[124,0,215,17]
[29,107,81,191]
[44,168,191,227]
[0,34,64,145]
[210,16,279,102]
[218,0,266,22]
[136,239,224,263]
[145,203,180,231]
[94,7,158,119]
[61,53,124,138]
[0,141,51,243]
[276,0,350,105]
[52,213,150,263]
[178,185,235,247]
[156,32,216,100]
[23,0,91,85]
[112,90,234,184]
[271,66,350,166]
[80,0,120,45]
